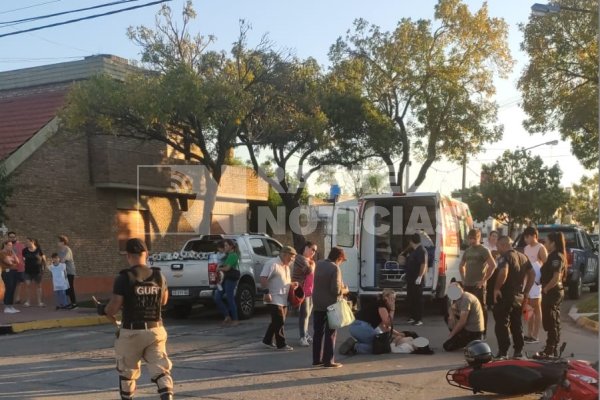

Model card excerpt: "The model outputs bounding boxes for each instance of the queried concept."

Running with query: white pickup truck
[149,233,284,319]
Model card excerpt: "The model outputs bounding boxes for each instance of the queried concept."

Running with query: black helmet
[464,340,492,366]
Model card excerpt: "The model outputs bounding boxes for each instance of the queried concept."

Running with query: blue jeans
[349,319,377,354]
[3,270,19,306]
[214,279,238,320]
[298,296,313,338]
[54,290,68,307]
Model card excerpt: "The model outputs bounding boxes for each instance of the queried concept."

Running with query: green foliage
[464,150,568,228]
[451,186,491,222]
[329,0,513,191]
[0,167,13,223]
[519,0,599,169]
[567,173,599,231]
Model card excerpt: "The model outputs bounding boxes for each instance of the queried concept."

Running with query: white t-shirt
[49,263,69,291]
[260,257,291,306]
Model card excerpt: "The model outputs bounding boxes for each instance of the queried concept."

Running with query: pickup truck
[149,233,284,319]
[514,224,599,299]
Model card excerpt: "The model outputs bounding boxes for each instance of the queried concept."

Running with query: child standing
[49,253,69,310]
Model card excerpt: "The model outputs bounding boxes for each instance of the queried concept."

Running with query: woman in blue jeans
[214,239,240,326]
[340,288,397,355]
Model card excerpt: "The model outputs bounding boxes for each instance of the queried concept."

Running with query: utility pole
[461,154,467,192]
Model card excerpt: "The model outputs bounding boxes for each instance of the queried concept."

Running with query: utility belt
[121,320,163,330]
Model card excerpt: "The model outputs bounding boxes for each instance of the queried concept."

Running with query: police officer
[492,236,535,359]
[98,238,174,400]
[534,232,567,359]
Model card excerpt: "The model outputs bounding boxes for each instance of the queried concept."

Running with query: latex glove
[415,276,422,285]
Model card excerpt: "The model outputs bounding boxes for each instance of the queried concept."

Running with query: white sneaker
[305,334,313,344]
[23,301,30,307]
[299,337,310,347]
[37,302,45,307]
[10,306,20,313]
[4,307,17,314]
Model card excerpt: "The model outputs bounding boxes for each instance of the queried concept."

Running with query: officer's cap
[126,238,148,254]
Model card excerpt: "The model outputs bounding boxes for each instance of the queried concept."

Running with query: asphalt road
[0,291,597,400]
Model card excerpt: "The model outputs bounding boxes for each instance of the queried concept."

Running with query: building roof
[0,88,68,159]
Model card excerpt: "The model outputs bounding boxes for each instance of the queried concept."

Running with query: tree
[61,3,278,233]
[459,150,568,234]
[566,173,599,231]
[519,0,599,169]
[0,167,12,223]
[238,49,367,248]
[451,186,493,223]
[329,0,513,192]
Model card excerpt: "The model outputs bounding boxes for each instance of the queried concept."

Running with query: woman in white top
[523,227,548,343]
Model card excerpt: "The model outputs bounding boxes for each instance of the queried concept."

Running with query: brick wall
[3,129,258,301]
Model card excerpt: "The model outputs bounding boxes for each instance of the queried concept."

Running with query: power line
[0,0,143,26]
[0,1,62,16]
[0,0,172,39]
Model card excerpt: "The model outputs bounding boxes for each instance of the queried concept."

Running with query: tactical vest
[121,266,163,326]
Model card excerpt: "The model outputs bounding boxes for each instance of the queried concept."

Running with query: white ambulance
[328,192,473,301]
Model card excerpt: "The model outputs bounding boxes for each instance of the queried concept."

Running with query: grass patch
[577,296,598,314]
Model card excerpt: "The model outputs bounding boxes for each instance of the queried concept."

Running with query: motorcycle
[446,343,599,399]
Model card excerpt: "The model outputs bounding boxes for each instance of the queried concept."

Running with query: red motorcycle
[446,342,598,399]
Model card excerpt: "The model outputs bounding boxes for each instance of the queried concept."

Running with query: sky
[0,0,592,195]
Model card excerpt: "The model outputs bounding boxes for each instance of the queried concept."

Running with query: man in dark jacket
[312,247,348,368]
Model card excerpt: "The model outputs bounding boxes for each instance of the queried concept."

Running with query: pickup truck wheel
[172,304,192,319]
[236,282,255,320]
[568,275,582,300]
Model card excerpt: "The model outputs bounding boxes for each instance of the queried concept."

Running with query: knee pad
[119,375,136,400]
[152,373,174,396]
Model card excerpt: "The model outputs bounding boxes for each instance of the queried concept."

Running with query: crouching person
[99,238,174,400]
[443,281,484,351]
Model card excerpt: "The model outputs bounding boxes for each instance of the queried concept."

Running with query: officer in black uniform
[99,238,174,400]
[535,232,566,359]
[492,236,535,359]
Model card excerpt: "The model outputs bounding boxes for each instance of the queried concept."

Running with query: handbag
[288,285,305,307]
[372,330,392,355]
[326,298,355,329]
[224,268,240,281]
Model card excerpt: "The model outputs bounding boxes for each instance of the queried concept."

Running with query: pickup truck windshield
[537,230,578,249]
[183,240,219,253]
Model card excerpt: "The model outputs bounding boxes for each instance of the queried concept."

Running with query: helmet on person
[464,340,492,366]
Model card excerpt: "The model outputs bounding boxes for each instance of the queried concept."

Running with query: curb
[569,305,599,334]
[3,315,112,334]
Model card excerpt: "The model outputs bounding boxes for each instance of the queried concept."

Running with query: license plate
[171,289,189,296]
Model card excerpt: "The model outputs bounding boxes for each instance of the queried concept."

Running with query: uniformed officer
[98,238,174,400]
[492,236,535,359]
[534,232,567,359]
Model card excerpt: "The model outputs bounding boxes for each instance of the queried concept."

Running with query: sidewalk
[568,305,599,334]
[0,304,111,334]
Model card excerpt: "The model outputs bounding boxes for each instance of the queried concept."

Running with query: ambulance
[328,192,473,301]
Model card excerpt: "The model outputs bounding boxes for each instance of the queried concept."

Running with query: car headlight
[571,373,599,385]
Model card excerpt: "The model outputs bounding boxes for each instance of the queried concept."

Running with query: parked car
[149,233,283,319]
[590,233,599,247]
[514,225,599,299]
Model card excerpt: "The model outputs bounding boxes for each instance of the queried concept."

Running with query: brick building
[0,55,268,299]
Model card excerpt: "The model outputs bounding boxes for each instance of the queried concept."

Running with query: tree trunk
[409,157,435,192]
[280,192,306,251]
[198,168,220,235]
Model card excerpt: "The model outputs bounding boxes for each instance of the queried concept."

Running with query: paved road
[0,291,597,400]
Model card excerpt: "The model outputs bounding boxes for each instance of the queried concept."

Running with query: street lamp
[523,139,559,151]
[531,3,595,16]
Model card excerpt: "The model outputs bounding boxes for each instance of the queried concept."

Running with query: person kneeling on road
[98,238,174,400]
[339,288,400,355]
[443,281,484,352]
